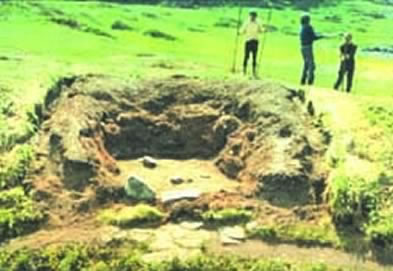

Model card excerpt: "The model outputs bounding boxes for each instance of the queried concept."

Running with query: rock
[245,221,259,232]
[213,115,241,149]
[173,230,211,249]
[220,226,246,240]
[179,221,204,230]
[220,235,241,245]
[142,156,157,169]
[215,156,245,179]
[161,189,201,204]
[124,175,156,202]
[245,129,256,142]
[170,176,184,185]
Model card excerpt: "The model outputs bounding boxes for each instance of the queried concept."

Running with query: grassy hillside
[1,0,393,103]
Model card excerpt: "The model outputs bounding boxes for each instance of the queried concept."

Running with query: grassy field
[1,0,393,107]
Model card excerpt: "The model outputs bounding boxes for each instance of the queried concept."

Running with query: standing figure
[334,33,357,93]
[300,14,324,86]
[241,11,264,78]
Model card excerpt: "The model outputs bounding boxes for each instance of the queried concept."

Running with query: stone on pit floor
[245,221,259,232]
[141,156,158,168]
[219,226,246,245]
[124,175,156,202]
[170,176,184,185]
[220,234,242,245]
[161,189,201,203]
[179,221,204,230]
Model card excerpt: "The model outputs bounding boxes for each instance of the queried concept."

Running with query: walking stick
[231,2,243,73]
[256,1,273,77]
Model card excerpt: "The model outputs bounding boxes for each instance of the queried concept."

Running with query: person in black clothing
[300,14,324,86]
[334,33,357,93]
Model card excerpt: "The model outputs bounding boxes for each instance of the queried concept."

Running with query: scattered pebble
[245,221,259,232]
[170,176,184,185]
[142,156,157,168]
[179,221,204,230]
[220,226,246,240]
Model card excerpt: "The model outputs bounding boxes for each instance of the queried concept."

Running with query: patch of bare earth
[7,75,336,260]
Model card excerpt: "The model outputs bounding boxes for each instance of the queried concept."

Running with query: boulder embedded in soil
[215,155,245,179]
[124,175,156,202]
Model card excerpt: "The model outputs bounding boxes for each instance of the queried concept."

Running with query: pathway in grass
[6,220,385,271]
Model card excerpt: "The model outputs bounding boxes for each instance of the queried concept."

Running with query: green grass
[98,204,165,227]
[328,174,380,227]
[0,243,350,271]
[1,0,393,152]
[202,208,253,225]
[1,0,393,103]
[249,221,341,248]
[0,144,34,190]
[1,0,393,265]
[0,187,45,242]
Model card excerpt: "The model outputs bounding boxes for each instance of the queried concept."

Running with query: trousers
[300,46,315,85]
[334,60,355,93]
[243,39,259,73]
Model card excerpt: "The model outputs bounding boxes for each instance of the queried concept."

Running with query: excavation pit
[30,74,329,219]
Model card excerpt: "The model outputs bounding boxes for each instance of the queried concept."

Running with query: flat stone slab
[161,189,201,203]
[179,221,204,230]
[220,226,246,240]
[219,234,242,245]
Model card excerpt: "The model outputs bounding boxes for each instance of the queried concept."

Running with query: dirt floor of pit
[116,159,240,195]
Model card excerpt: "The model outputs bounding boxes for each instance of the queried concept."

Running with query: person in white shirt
[240,11,264,77]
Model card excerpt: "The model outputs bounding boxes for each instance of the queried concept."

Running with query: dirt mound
[29,74,329,224]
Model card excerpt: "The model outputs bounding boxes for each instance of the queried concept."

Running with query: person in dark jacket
[333,33,357,93]
[300,14,324,86]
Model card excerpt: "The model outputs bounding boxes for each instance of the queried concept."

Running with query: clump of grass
[327,174,379,227]
[366,210,393,246]
[327,172,393,251]
[0,86,14,117]
[249,222,340,248]
[111,20,134,31]
[279,223,340,247]
[143,30,177,41]
[202,208,253,226]
[248,225,278,241]
[0,244,340,271]
[0,187,45,242]
[99,204,165,228]
[0,144,34,190]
